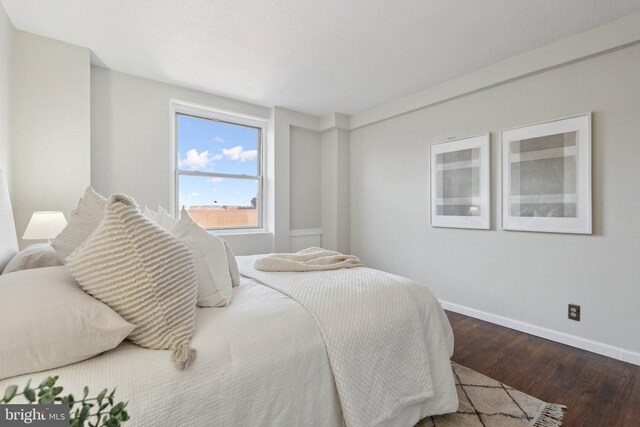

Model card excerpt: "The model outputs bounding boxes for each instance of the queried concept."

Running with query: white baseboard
[440,300,640,367]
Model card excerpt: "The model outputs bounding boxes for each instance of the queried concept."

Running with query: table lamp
[22,211,68,243]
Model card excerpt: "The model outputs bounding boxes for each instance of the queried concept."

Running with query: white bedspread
[0,258,458,427]
[240,256,445,427]
[0,279,341,426]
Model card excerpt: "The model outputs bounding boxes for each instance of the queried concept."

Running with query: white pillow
[157,206,178,230]
[52,187,107,261]
[143,206,159,223]
[224,240,240,287]
[154,206,240,289]
[66,195,199,369]
[0,266,135,380]
[2,243,63,274]
[171,207,233,307]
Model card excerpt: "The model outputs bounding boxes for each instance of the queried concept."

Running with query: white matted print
[430,133,490,229]
[501,113,591,234]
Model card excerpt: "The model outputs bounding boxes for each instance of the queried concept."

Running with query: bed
[0,173,458,426]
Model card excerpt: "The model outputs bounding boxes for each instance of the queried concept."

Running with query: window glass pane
[178,175,260,228]
[177,114,259,176]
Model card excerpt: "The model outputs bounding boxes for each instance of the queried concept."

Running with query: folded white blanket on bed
[254,247,363,272]
[238,257,434,427]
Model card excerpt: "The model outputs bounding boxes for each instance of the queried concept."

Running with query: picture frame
[430,133,490,229]
[501,113,592,234]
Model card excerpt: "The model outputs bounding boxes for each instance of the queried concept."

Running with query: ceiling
[3,0,640,116]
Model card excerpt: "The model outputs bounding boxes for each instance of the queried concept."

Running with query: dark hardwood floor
[446,311,640,427]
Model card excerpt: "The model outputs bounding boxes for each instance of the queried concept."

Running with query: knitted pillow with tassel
[66,194,198,369]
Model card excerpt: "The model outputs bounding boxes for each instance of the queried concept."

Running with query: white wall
[91,68,323,255]
[290,126,321,230]
[12,31,91,247]
[290,126,322,251]
[321,128,350,253]
[0,3,12,195]
[350,43,640,356]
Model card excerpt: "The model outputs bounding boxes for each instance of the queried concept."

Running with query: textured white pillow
[52,187,107,261]
[2,243,63,274]
[171,207,233,307]
[0,266,135,380]
[66,195,198,369]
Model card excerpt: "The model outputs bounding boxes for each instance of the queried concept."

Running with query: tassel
[172,343,197,369]
[532,403,567,427]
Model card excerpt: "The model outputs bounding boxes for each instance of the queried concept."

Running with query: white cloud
[222,145,257,162]
[189,192,199,198]
[209,177,224,183]
[179,149,212,170]
[212,136,225,143]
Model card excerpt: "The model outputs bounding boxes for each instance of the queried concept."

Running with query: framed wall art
[501,113,592,234]
[430,133,490,229]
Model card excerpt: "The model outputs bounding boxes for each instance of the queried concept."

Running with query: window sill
[206,229,272,238]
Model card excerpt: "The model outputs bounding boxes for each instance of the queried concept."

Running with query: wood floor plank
[446,311,640,427]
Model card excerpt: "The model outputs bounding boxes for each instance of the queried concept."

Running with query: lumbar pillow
[224,240,240,287]
[2,243,63,274]
[52,187,107,261]
[0,266,135,380]
[66,194,198,369]
[170,207,233,307]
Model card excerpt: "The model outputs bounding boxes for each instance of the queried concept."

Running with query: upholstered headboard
[0,169,18,271]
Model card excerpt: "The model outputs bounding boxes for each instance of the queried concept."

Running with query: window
[172,101,266,231]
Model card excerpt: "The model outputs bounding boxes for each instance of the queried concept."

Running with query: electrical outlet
[568,304,580,321]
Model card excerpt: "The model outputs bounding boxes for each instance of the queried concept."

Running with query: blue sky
[177,114,260,208]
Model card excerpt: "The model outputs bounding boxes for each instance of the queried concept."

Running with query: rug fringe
[531,403,567,427]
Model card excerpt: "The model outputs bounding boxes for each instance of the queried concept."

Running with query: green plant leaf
[79,405,90,424]
[3,385,17,403]
[7,377,129,425]
[97,388,107,405]
[24,387,36,402]
[41,394,55,404]
[110,402,124,416]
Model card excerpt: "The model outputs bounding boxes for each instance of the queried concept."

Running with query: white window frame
[170,99,268,234]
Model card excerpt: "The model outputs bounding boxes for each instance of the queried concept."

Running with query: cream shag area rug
[417,363,566,427]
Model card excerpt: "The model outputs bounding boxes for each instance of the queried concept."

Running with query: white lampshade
[22,211,68,240]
